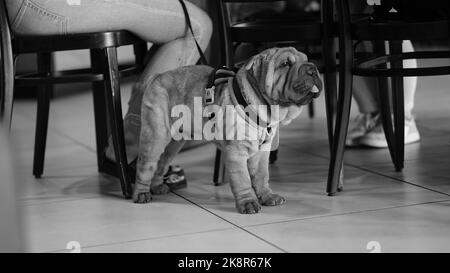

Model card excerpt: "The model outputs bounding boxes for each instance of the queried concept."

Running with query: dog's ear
[245,48,279,74]
[243,54,269,95]
[244,54,263,74]
[296,52,308,63]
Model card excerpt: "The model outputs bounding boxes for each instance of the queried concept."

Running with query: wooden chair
[0,0,148,198]
[213,0,339,190]
[328,0,450,194]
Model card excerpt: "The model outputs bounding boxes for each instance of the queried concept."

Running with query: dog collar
[229,77,276,130]
[232,75,276,129]
[205,66,274,129]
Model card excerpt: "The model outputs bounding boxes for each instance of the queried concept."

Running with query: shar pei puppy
[133,47,322,214]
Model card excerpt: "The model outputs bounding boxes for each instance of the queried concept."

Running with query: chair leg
[1,51,15,129]
[33,53,53,178]
[308,101,315,118]
[327,76,353,196]
[374,41,397,168]
[327,0,353,196]
[133,42,148,69]
[90,49,109,173]
[269,149,278,164]
[322,0,338,151]
[378,76,397,164]
[390,41,405,171]
[213,149,224,186]
[323,69,337,149]
[102,47,133,198]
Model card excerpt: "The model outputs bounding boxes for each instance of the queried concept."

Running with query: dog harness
[205,67,237,106]
[180,0,273,134]
[204,67,275,145]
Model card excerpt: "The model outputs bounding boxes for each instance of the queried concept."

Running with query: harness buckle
[205,86,215,105]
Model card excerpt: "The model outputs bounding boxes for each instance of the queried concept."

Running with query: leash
[178,0,208,65]
[178,0,235,107]
[178,0,272,131]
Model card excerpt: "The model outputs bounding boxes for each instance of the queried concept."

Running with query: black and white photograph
[1,0,450,258]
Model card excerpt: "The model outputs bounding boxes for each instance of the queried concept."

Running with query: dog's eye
[279,60,291,68]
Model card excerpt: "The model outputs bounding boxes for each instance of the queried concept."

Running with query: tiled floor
[10,61,450,253]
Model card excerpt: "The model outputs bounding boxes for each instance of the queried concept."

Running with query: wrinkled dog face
[243,47,323,107]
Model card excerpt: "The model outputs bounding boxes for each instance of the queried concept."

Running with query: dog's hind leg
[150,140,186,195]
[133,92,171,203]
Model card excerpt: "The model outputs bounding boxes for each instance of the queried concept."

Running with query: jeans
[6,0,211,44]
[6,0,213,163]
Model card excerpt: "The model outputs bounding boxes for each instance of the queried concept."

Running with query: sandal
[163,165,187,190]
[102,154,187,190]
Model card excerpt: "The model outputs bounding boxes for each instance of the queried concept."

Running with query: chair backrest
[216,0,289,66]
[0,0,14,127]
[216,0,332,67]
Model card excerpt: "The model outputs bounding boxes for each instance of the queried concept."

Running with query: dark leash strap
[178,0,268,130]
[178,0,209,65]
[204,67,236,116]
[178,1,238,120]
[178,0,237,88]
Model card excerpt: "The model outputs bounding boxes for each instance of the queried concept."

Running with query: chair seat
[352,18,449,41]
[230,19,324,43]
[12,30,144,54]
[14,64,141,86]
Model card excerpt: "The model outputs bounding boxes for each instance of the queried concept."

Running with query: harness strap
[205,67,236,106]
[232,77,271,129]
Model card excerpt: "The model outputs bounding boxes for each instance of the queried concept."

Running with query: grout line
[20,195,116,207]
[11,106,97,153]
[241,199,450,229]
[49,127,97,154]
[349,165,450,197]
[171,191,289,253]
[44,227,235,253]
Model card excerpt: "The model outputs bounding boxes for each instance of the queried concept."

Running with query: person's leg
[345,41,381,146]
[351,40,417,115]
[111,1,212,162]
[402,40,417,120]
[8,0,211,162]
[348,40,420,147]
[346,0,416,118]
[115,0,212,162]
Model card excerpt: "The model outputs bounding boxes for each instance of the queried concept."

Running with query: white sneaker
[346,113,381,147]
[358,117,421,148]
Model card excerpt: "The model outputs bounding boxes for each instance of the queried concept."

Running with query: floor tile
[10,112,76,153]
[23,194,235,253]
[363,156,450,195]
[16,144,97,176]
[19,173,122,206]
[174,151,448,227]
[282,120,450,167]
[246,201,450,253]
[64,228,281,253]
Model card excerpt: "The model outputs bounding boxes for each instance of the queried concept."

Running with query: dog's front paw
[133,192,152,204]
[260,193,286,206]
[151,183,171,195]
[236,199,262,214]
